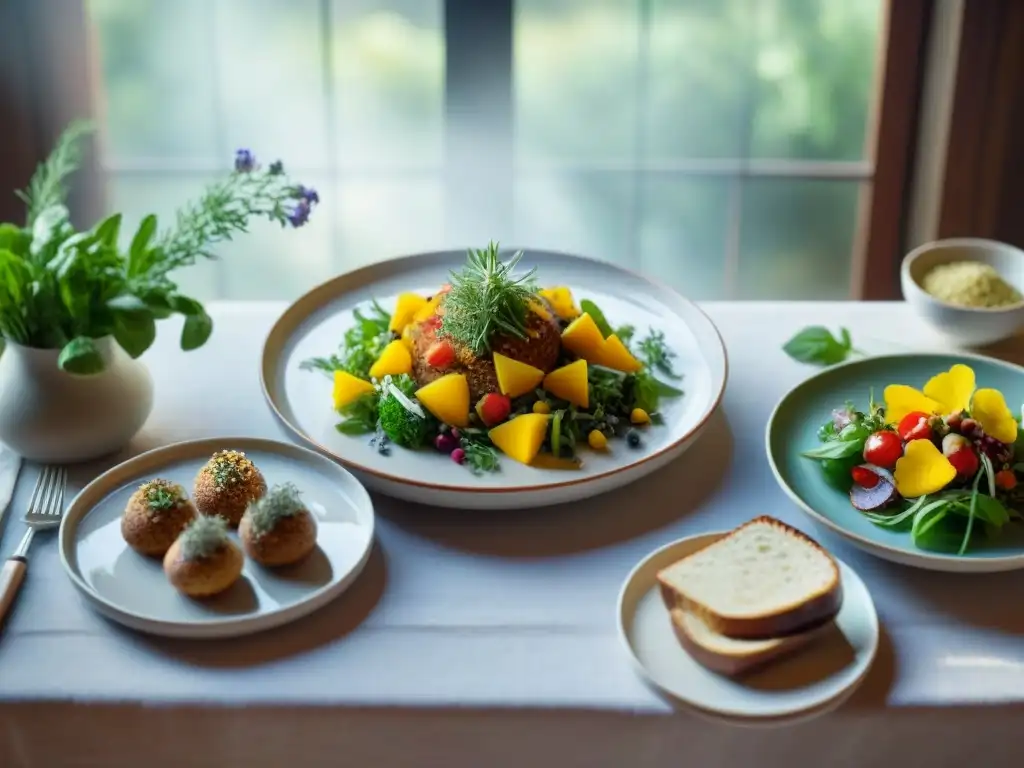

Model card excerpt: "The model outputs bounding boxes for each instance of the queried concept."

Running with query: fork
[0,466,67,626]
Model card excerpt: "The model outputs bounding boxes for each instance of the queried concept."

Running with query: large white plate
[617,531,879,722]
[260,248,728,509]
[59,437,375,639]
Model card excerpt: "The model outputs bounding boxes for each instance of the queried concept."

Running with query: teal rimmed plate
[766,352,1024,573]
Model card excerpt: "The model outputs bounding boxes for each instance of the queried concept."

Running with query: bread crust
[669,608,833,677]
[121,489,198,558]
[193,454,267,527]
[163,538,244,598]
[239,508,317,567]
[657,516,843,640]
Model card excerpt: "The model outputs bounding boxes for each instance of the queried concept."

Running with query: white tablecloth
[2,301,1023,767]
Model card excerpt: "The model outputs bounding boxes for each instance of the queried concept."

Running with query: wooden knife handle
[0,556,27,627]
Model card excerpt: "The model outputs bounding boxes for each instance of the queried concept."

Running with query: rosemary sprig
[15,119,95,227]
[440,242,537,356]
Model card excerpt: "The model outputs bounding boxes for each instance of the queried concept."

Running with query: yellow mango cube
[388,292,429,333]
[543,359,589,409]
[368,340,413,380]
[488,413,551,465]
[415,373,470,428]
[561,313,604,360]
[493,352,545,398]
[595,334,642,373]
[332,370,375,411]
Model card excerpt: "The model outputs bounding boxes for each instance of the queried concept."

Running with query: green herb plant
[440,242,537,355]
[0,122,318,374]
[782,326,860,367]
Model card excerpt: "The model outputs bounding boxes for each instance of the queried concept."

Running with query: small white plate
[261,248,728,510]
[59,437,375,639]
[617,531,879,722]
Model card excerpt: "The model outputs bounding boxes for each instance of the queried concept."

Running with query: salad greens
[303,290,684,475]
[803,391,1022,555]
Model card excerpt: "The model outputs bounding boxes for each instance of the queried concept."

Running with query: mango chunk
[543,359,589,409]
[493,352,545,398]
[368,340,413,380]
[538,286,580,321]
[332,370,375,411]
[561,313,604,360]
[488,413,550,465]
[595,334,642,373]
[415,373,470,428]
[388,292,428,333]
[400,323,416,352]
[413,293,444,323]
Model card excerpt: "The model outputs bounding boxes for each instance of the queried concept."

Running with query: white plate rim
[765,351,1024,573]
[58,436,376,639]
[259,247,729,497]
[616,530,880,720]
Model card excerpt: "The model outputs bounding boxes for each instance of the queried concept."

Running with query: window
[83,0,886,301]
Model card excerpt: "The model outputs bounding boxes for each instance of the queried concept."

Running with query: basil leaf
[782,326,853,366]
[801,439,864,460]
[107,294,148,312]
[93,213,122,247]
[170,294,205,316]
[973,494,1011,526]
[580,299,613,338]
[181,310,213,351]
[113,308,157,358]
[58,336,104,374]
[336,419,375,435]
[130,214,156,259]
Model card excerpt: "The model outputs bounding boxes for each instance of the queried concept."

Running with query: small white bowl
[901,237,1024,346]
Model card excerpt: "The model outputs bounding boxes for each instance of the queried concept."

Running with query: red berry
[425,339,456,369]
[450,447,466,464]
[863,430,902,468]
[897,411,933,443]
[995,469,1017,490]
[475,393,512,427]
[434,432,458,454]
[851,466,880,489]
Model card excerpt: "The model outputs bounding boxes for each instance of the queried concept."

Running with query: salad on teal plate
[767,353,1024,565]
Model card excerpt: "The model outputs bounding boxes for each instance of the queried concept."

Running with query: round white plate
[59,437,375,639]
[261,248,728,510]
[617,531,879,721]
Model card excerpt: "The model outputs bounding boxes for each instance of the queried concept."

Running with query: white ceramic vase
[0,337,153,463]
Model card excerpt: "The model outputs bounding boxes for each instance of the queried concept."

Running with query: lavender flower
[297,185,319,205]
[287,199,312,228]
[234,149,256,173]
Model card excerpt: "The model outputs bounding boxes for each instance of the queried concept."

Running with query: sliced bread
[657,516,842,640]
[670,607,833,677]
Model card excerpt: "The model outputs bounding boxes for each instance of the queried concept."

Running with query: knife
[0,448,23,542]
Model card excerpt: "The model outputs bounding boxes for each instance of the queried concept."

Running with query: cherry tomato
[850,466,880,489]
[425,339,455,368]
[863,430,902,468]
[996,469,1018,491]
[897,411,933,443]
[947,446,979,478]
